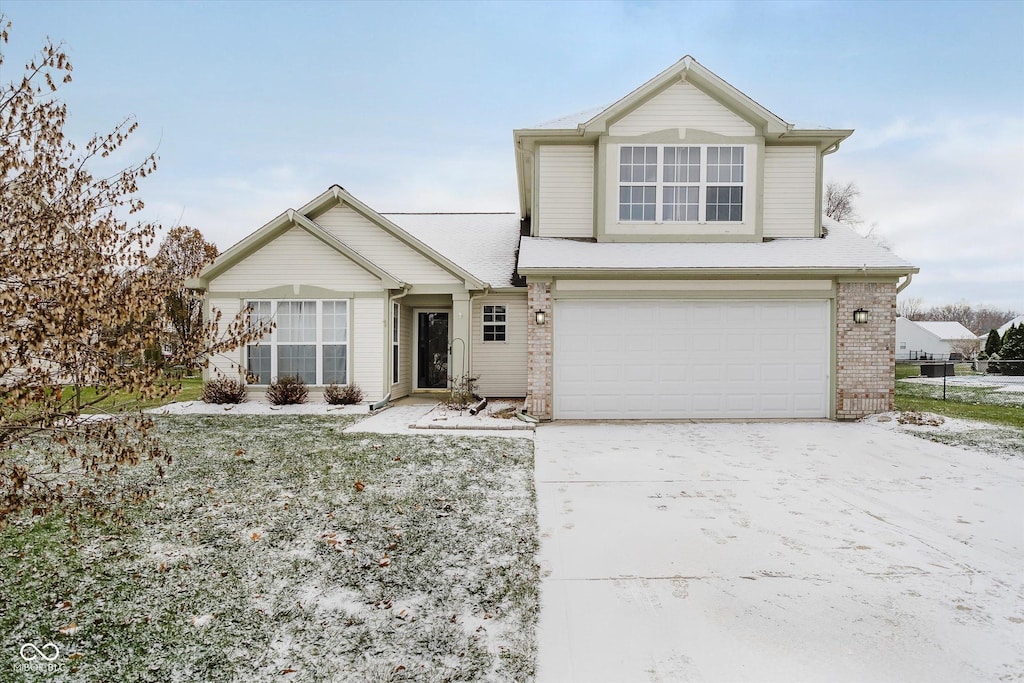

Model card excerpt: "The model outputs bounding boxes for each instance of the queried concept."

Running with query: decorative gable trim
[188,208,406,291]
[581,56,790,137]
[305,185,486,290]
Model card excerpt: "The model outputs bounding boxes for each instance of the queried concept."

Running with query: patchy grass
[913,427,1024,458]
[894,364,1024,429]
[0,415,538,681]
[72,377,204,414]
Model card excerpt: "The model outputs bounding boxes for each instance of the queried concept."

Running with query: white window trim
[392,302,400,385]
[245,299,350,386]
[482,304,507,343]
[618,144,747,224]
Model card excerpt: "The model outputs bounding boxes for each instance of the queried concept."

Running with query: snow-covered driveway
[535,421,1024,682]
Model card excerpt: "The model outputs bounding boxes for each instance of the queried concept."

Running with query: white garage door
[554,299,830,419]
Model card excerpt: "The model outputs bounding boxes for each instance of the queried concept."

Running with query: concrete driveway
[535,421,1024,682]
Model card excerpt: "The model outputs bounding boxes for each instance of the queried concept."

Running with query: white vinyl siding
[537,145,595,238]
[763,146,818,238]
[206,297,242,378]
[209,226,381,292]
[609,81,756,137]
[352,297,384,401]
[471,293,527,397]
[554,299,830,419]
[315,204,460,284]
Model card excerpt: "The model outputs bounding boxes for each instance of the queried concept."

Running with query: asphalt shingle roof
[382,213,522,287]
[518,219,917,274]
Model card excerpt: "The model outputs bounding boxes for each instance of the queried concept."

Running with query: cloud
[828,114,1024,310]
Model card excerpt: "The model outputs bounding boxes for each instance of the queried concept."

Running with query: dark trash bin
[921,363,954,377]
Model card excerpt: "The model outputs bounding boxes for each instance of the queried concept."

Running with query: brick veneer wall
[526,282,553,419]
[835,281,897,419]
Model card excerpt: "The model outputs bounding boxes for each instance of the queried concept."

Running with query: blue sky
[2,0,1022,310]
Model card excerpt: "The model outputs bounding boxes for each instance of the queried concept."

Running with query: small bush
[447,375,479,409]
[324,383,364,405]
[267,375,308,405]
[988,353,1000,374]
[202,377,247,404]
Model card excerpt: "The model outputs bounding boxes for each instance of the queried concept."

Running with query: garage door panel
[553,299,830,419]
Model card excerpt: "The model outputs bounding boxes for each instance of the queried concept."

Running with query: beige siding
[391,302,413,399]
[316,205,460,284]
[609,81,755,136]
[763,146,818,238]
[353,297,385,401]
[210,226,382,292]
[206,297,243,379]
[538,146,595,238]
[471,292,528,397]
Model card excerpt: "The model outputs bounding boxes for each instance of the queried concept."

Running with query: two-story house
[188,56,918,420]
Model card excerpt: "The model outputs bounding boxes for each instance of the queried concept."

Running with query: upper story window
[618,145,745,223]
[245,300,349,385]
[483,305,507,342]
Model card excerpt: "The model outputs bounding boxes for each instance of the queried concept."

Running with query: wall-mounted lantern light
[853,308,869,324]
[534,310,547,325]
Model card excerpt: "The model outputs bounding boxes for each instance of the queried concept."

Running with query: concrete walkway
[534,421,1024,682]
[343,401,534,439]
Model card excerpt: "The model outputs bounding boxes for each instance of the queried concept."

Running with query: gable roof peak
[575,55,792,137]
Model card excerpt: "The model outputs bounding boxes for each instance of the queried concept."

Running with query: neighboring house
[896,319,978,360]
[189,56,918,421]
[978,314,1024,343]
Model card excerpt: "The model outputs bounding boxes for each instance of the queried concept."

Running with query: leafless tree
[925,302,1018,335]
[152,226,219,372]
[896,296,925,319]
[824,181,860,223]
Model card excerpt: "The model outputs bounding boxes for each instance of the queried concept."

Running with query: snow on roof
[381,213,521,287]
[997,314,1024,336]
[912,321,978,341]
[532,105,607,130]
[518,220,917,273]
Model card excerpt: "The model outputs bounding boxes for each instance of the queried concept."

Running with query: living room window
[483,305,507,342]
[618,144,745,222]
[245,300,349,385]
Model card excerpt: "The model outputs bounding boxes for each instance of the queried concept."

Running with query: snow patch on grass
[864,411,1024,457]
[0,415,538,681]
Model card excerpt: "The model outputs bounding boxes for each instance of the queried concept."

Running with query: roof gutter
[517,266,920,279]
[896,272,914,294]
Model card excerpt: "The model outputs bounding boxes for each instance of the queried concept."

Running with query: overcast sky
[2,0,1022,311]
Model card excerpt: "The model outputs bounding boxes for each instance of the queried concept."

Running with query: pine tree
[984,329,1002,358]
[999,325,1024,376]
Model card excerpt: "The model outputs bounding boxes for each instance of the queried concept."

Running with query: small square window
[483,305,507,342]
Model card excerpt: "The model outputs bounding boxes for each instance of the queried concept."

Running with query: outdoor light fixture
[853,308,869,324]
[535,310,547,325]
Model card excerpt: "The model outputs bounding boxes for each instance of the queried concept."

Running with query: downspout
[897,273,914,295]
[463,286,490,382]
[376,285,412,410]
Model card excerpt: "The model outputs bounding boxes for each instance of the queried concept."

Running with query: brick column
[835,281,896,419]
[526,282,553,420]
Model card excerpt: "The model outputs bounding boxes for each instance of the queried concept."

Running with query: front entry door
[416,311,450,389]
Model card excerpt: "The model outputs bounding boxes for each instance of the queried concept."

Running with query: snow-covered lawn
[0,415,537,681]
[535,420,1024,682]
[865,410,1024,457]
[898,376,1024,407]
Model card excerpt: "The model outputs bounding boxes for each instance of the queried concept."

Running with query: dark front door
[417,311,449,389]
